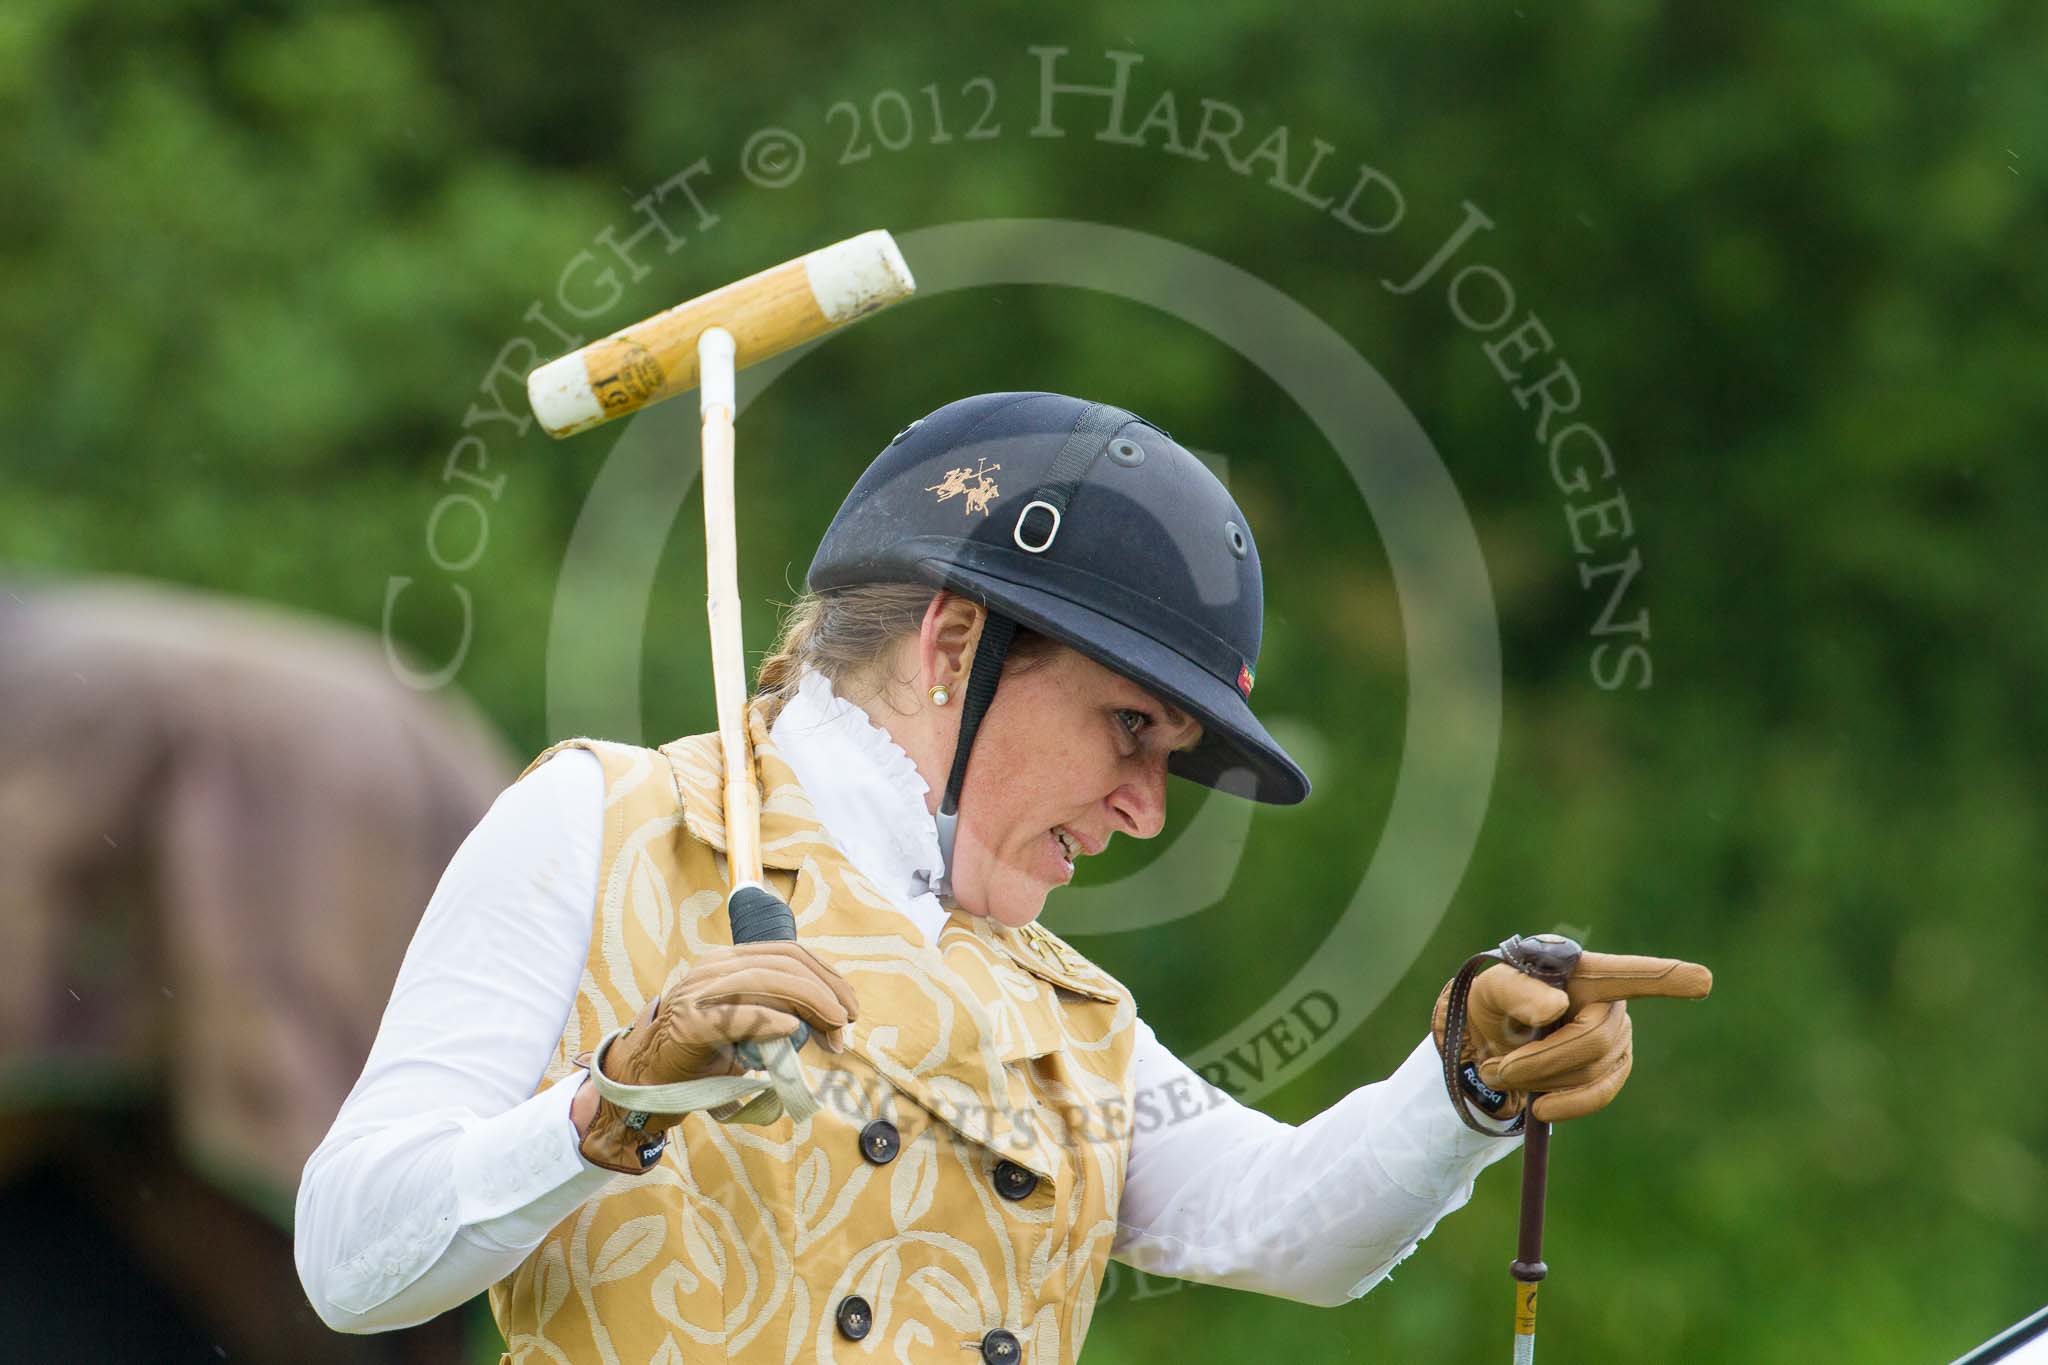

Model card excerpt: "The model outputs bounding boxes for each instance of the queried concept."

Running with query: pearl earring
[928,684,951,706]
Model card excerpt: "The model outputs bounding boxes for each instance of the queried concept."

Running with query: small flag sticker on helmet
[1237,663,1255,697]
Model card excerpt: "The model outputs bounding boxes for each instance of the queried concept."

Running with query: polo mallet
[527,230,916,1122]
[1439,932,1584,1365]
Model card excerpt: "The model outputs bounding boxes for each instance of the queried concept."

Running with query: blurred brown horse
[0,578,515,1362]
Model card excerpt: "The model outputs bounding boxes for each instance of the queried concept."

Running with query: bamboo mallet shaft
[696,326,763,887]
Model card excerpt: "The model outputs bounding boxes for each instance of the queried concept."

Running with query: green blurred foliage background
[3,2,2043,1360]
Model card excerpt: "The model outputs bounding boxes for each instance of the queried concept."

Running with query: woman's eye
[1117,709,1149,737]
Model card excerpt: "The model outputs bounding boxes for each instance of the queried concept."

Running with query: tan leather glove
[578,941,858,1174]
[1432,951,1711,1124]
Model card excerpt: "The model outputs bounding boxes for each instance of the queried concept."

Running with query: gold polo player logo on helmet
[925,459,1002,516]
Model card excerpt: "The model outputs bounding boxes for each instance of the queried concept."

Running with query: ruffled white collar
[768,669,951,946]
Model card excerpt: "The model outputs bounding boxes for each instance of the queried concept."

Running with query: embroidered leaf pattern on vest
[889,1129,938,1230]
[591,1215,665,1286]
[533,1243,569,1329]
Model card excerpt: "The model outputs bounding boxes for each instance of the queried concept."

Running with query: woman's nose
[1108,760,1169,839]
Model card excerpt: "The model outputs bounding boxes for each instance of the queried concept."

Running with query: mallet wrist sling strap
[581,1024,818,1123]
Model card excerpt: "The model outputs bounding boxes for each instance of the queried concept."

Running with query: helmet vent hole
[1107,439,1145,467]
[1225,521,1248,559]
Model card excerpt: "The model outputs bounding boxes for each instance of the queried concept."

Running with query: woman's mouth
[1049,826,1080,881]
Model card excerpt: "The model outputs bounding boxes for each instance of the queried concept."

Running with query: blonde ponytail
[753,583,1059,725]
[752,584,938,724]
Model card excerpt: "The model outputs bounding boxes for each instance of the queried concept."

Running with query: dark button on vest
[980,1327,1022,1363]
[835,1295,872,1341]
[992,1159,1038,1201]
[858,1119,900,1165]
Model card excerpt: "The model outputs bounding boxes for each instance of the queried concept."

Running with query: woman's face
[946,643,1203,927]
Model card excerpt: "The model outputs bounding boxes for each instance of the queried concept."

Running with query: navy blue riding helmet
[807,392,1310,888]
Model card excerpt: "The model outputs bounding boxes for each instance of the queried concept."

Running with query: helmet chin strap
[929,402,1128,902]
[932,612,1017,902]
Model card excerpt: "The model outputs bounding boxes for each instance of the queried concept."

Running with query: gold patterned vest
[489,709,1141,1364]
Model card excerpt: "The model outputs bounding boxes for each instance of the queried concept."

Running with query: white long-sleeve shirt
[294,673,1519,1331]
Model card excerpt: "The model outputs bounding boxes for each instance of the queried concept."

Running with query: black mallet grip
[727,885,812,1064]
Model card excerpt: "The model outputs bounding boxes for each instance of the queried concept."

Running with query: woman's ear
[919,592,985,689]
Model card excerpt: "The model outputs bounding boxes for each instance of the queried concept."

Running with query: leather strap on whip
[1437,933,1584,1135]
